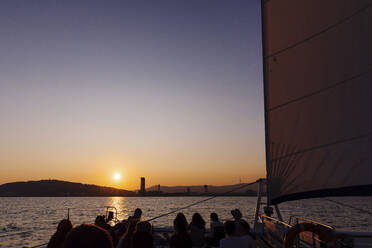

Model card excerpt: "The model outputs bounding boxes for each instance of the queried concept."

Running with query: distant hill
[146,183,259,195]
[0,180,135,197]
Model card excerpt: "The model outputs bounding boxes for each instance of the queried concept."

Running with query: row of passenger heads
[48,218,152,248]
[96,208,246,239]
[96,207,243,230]
[172,211,250,236]
[112,207,242,226]
[48,208,247,248]
[94,212,214,238]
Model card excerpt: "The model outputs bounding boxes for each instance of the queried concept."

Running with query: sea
[0,196,371,247]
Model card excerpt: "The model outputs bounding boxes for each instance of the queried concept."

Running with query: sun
[113,173,121,181]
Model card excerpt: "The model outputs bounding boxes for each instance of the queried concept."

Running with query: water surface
[0,196,371,247]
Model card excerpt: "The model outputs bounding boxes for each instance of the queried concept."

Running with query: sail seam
[265,3,372,59]
[268,68,372,112]
[270,133,372,162]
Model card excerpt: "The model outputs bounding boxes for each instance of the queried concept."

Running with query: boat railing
[261,215,338,248]
[288,216,340,248]
[105,206,119,224]
[289,216,334,229]
[261,215,292,228]
[259,215,291,247]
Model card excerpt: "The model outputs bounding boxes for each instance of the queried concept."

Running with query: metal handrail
[262,215,336,248]
[289,216,334,229]
[262,215,292,228]
[105,206,119,224]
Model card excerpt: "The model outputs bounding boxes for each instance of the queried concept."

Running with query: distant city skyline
[0,0,265,190]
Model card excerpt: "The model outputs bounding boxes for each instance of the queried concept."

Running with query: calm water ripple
[0,196,371,247]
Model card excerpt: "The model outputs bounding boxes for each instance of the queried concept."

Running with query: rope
[147,181,258,222]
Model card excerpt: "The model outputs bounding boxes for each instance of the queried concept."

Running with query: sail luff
[260,0,272,206]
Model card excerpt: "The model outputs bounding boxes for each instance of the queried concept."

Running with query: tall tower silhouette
[140,177,146,194]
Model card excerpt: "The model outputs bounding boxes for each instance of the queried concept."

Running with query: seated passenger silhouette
[117,219,137,248]
[112,223,127,247]
[206,212,225,246]
[176,212,188,230]
[239,219,256,240]
[132,221,154,248]
[128,208,142,223]
[47,219,72,248]
[95,215,112,230]
[189,213,206,247]
[231,209,246,236]
[169,215,192,248]
[220,221,256,248]
[63,224,113,248]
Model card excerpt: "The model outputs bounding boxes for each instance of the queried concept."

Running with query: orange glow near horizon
[0,159,265,190]
[0,142,266,190]
[0,1,266,190]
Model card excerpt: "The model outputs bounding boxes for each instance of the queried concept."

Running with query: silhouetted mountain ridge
[0,180,134,197]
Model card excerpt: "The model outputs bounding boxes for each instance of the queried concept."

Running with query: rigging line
[147,181,258,222]
[324,198,372,216]
[268,67,372,112]
[265,3,372,59]
[270,133,372,162]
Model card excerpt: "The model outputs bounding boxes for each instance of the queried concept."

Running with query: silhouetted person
[95,215,111,230]
[176,213,188,230]
[132,221,153,248]
[210,212,224,236]
[63,224,113,248]
[164,213,189,243]
[239,219,256,240]
[169,215,192,248]
[189,213,206,247]
[95,215,115,243]
[128,208,142,223]
[47,219,73,248]
[113,223,127,247]
[231,209,242,220]
[220,221,256,248]
[206,213,225,246]
[231,208,246,236]
[117,219,137,248]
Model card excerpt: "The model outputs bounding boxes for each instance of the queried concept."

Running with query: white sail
[262,0,372,204]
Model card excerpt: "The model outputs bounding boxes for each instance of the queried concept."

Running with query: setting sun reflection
[109,197,128,221]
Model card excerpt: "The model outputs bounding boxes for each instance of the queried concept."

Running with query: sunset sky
[0,0,265,190]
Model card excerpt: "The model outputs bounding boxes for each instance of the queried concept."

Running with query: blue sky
[0,0,265,189]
